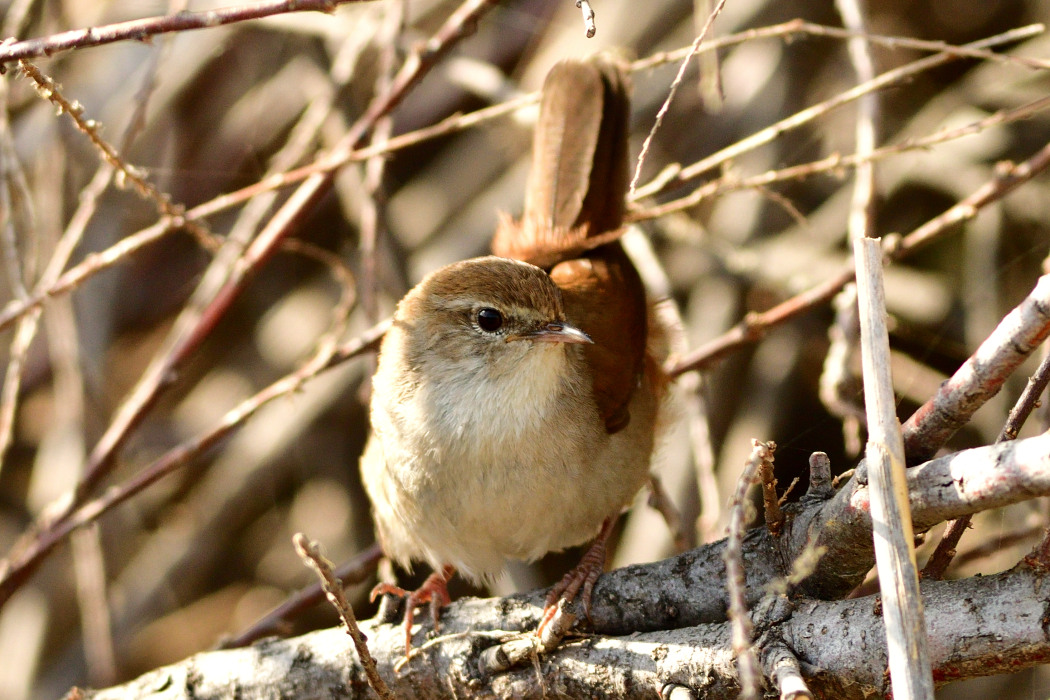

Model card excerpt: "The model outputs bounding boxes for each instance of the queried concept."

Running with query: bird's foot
[371,565,454,654]
[537,517,614,639]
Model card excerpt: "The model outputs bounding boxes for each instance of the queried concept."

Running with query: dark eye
[476,307,504,332]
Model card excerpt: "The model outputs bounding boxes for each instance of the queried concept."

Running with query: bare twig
[0,0,376,66]
[854,237,933,698]
[221,544,383,649]
[628,0,726,198]
[902,274,1050,465]
[358,0,402,325]
[724,440,775,700]
[70,527,116,687]
[758,453,783,537]
[16,60,213,249]
[835,0,878,245]
[693,0,724,110]
[668,138,1050,376]
[761,641,813,700]
[629,94,1050,222]
[647,475,689,553]
[819,285,865,456]
[630,20,1049,74]
[293,534,393,700]
[577,0,596,38]
[0,320,388,608]
[923,348,1050,579]
[632,24,1044,204]
[997,349,1050,444]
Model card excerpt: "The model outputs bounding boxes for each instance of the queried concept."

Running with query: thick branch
[74,564,1050,699]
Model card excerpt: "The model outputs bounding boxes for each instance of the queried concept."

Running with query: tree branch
[72,560,1050,699]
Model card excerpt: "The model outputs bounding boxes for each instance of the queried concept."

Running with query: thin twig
[16,60,213,250]
[221,544,383,649]
[294,534,393,700]
[902,273,1050,465]
[668,137,1050,376]
[0,320,388,608]
[761,641,814,700]
[822,0,877,465]
[835,0,878,245]
[358,0,402,325]
[628,0,726,198]
[724,439,775,700]
[577,0,596,38]
[632,24,1044,204]
[758,454,783,537]
[0,0,377,66]
[819,285,865,457]
[630,20,1048,73]
[628,94,1050,221]
[647,475,689,553]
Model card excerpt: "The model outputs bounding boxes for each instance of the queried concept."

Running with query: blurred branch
[0,319,388,609]
[0,0,498,612]
[0,0,377,66]
[221,544,383,649]
[0,27,1044,340]
[631,24,1046,204]
[631,20,1050,72]
[668,138,1050,376]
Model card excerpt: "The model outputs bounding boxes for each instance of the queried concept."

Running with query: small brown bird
[361,56,665,651]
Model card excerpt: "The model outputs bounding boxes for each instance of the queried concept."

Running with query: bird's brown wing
[492,56,647,434]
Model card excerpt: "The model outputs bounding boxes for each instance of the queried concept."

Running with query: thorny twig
[724,440,775,700]
[294,534,394,700]
[0,0,376,66]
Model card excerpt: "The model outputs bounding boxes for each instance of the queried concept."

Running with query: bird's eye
[476,307,504,332]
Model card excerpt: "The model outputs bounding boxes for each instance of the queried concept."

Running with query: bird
[360,55,666,652]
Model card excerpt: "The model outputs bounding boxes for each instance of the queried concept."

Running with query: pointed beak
[507,321,592,345]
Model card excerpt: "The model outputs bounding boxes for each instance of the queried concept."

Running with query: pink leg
[371,565,455,653]
[538,517,615,636]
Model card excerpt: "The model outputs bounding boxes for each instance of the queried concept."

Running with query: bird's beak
[507,321,592,344]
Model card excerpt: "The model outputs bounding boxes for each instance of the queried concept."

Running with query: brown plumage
[493,57,648,433]
[361,56,665,651]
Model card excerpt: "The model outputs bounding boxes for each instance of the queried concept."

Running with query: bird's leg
[538,517,615,636]
[370,565,455,653]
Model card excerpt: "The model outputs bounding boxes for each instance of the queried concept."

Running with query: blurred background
[0,0,1048,697]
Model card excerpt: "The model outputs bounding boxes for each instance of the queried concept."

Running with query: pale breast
[363,338,656,581]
